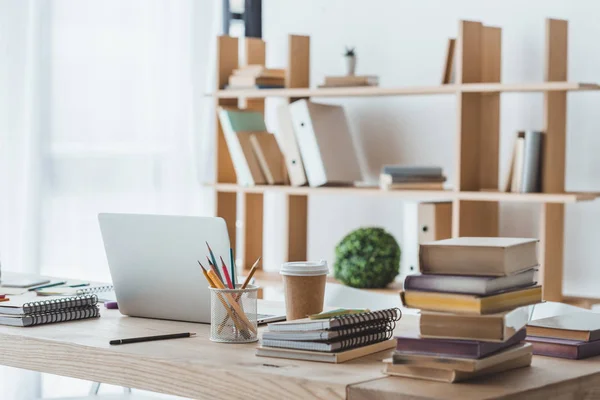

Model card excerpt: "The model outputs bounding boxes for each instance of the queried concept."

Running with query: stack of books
[0,295,100,327]
[318,75,379,88]
[256,308,401,363]
[526,312,600,359]
[379,165,446,190]
[226,65,285,90]
[387,237,542,382]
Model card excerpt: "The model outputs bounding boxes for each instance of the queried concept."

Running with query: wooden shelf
[212,82,600,99]
[209,183,600,203]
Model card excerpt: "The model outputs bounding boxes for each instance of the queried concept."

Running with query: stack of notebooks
[318,75,379,88]
[526,312,600,359]
[379,165,446,190]
[226,65,285,90]
[389,237,542,382]
[256,308,401,363]
[0,295,100,327]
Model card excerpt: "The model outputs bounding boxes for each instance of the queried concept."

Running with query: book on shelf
[256,338,395,364]
[274,104,307,186]
[403,268,537,296]
[228,75,285,88]
[395,329,526,359]
[419,306,532,342]
[232,65,286,79]
[441,38,456,85]
[379,173,446,190]
[382,165,444,178]
[288,100,362,187]
[400,285,542,314]
[504,131,544,193]
[237,132,267,185]
[419,237,539,276]
[526,312,600,342]
[249,132,286,185]
[319,75,379,87]
[224,84,285,90]
[217,108,268,186]
[525,335,600,360]
[392,342,532,372]
[383,352,532,383]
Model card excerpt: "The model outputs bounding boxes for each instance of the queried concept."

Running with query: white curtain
[0,0,219,397]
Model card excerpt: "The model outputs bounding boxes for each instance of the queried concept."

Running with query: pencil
[207,256,224,284]
[220,256,234,289]
[208,270,256,334]
[206,242,221,278]
[110,332,195,345]
[198,261,215,288]
[241,257,261,289]
[229,247,236,288]
[200,260,247,334]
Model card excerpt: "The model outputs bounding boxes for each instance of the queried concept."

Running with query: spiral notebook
[0,295,98,316]
[267,308,401,332]
[262,321,393,342]
[0,306,100,327]
[35,285,114,297]
[262,330,394,352]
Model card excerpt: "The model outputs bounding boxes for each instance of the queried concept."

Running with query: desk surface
[1,275,600,399]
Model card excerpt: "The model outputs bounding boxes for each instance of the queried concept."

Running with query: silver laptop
[98,213,231,323]
[98,213,285,325]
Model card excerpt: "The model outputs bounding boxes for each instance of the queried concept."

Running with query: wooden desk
[1,278,600,399]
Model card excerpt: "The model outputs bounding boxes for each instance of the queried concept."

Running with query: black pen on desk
[28,281,67,291]
[68,283,90,288]
[109,332,196,345]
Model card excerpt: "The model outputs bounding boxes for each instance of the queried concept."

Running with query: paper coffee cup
[281,260,328,321]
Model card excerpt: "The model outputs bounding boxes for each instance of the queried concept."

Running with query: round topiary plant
[334,227,400,288]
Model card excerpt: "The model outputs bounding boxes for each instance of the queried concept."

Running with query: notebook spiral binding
[337,329,394,351]
[27,306,100,326]
[22,295,98,315]
[332,307,402,329]
[330,320,394,339]
[75,285,113,295]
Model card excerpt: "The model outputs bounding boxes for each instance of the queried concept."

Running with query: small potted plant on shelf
[344,46,356,76]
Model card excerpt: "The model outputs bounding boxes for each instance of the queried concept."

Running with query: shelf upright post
[452,21,501,237]
[540,19,568,302]
[215,36,240,254]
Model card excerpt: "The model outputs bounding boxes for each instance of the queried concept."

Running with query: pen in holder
[209,284,258,343]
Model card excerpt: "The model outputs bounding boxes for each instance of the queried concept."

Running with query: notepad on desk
[35,284,115,302]
[0,295,100,327]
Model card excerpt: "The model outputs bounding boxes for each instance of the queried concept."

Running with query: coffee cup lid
[280,260,329,276]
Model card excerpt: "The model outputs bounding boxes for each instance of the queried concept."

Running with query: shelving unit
[212,19,600,303]
[213,81,600,99]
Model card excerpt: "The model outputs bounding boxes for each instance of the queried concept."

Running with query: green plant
[344,46,356,57]
[334,227,400,288]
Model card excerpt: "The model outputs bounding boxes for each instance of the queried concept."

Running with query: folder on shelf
[250,132,286,184]
[274,104,307,186]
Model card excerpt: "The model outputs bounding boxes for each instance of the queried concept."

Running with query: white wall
[261,0,600,297]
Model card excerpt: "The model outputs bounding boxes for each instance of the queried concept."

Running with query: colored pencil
[206,256,224,284]
[229,247,236,288]
[220,256,234,289]
[206,241,219,272]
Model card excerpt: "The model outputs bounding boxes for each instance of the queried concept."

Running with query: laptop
[98,213,284,324]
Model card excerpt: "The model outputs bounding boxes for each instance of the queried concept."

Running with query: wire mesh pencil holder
[209,284,259,343]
